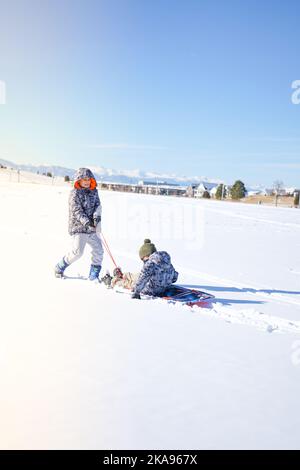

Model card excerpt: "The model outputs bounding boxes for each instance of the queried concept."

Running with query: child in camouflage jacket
[55,168,103,280]
[109,239,178,299]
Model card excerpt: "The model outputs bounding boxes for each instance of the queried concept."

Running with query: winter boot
[55,257,69,278]
[89,264,101,281]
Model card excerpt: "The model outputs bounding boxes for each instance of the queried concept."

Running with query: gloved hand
[113,267,123,279]
[131,292,141,299]
[93,215,101,227]
[85,220,96,231]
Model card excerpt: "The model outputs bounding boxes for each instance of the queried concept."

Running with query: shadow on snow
[180,284,300,296]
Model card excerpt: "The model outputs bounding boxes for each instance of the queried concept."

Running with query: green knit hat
[139,239,157,259]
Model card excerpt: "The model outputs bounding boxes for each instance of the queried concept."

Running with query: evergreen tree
[202,190,210,199]
[216,184,226,200]
[294,192,300,207]
[46,172,52,178]
[230,180,246,200]
[64,175,70,182]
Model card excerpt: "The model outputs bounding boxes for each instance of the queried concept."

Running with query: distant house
[274,188,287,196]
[209,186,218,198]
[194,183,209,198]
[194,182,218,198]
[286,187,299,196]
[246,190,262,197]
[262,188,273,196]
[246,188,273,197]
[185,185,198,197]
[98,180,186,197]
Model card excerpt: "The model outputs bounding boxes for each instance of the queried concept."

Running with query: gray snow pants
[65,233,104,266]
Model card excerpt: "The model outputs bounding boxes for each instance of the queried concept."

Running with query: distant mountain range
[0,158,222,187]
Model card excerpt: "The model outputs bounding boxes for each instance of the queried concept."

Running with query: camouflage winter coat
[134,251,178,296]
[68,168,102,235]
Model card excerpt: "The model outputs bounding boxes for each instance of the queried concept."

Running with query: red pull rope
[100,232,118,269]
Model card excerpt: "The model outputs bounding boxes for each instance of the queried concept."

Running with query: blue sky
[0,0,300,186]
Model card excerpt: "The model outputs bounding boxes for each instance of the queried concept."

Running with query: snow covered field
[1,172,300,449]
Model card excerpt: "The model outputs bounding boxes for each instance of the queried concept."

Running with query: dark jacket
[134,251,178,296]
[68,168,101,235]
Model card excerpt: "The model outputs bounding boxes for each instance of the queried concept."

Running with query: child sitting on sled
[103,239,178,299]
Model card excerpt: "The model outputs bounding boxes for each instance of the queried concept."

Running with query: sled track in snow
[205,207,300,230]
[209,303,300,335]
[178,266,300,309]
[159,289,300,336]
[177,267,300,335]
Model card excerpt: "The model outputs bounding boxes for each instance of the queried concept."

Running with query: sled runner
[114,284,214,308]
[161,285,214,307]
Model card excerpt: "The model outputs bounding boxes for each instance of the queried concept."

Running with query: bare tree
[273,180,284,207]
[273,180,284,195]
